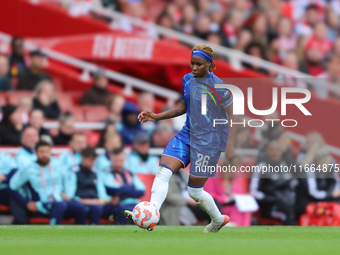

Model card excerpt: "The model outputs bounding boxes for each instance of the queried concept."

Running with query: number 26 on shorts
[195,153,210,167]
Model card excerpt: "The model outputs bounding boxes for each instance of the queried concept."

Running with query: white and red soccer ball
[132,201,160,229]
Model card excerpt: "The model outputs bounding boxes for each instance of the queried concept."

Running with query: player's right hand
[138,110,157,123]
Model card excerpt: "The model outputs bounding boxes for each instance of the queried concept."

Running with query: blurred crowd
[58,0,340,98]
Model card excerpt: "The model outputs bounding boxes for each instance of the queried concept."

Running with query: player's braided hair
[192,45,216,72]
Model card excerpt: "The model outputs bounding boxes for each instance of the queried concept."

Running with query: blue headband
[192,49,212,62]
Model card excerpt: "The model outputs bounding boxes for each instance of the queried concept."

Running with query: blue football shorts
[162,135,221,177]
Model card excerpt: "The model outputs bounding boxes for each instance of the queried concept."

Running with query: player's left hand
[138,110,157,123]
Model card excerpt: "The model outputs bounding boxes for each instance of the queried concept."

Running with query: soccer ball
[132,201,160,229]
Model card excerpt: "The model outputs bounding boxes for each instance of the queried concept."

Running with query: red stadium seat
[0,205,10,213]
[5,91,34,105]
[86,131,101,147]
[67,106,85,122]
[136,174,155,202]
[83,106,109,122]
[56,92,74,111]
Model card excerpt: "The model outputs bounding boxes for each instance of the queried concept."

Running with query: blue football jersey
[177,72,233,154]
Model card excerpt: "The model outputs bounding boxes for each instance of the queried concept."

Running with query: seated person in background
[102,147,145,224]
[17,50,51,91]
[53,112,75,145]
[151,122,174,148]
[0,105,24,145]
[125,131,159,175]
[137,92,156,134]
[160,170,199,226]
[0,152,17,206]
[0,54,13,91]
[9,141,86,225]
[242,42,269,75]
[81,69,112,105]
[9,36,27,78]
[15,126,40,171]
[58,132,88,173]
[296,131,325,166]
[250,140,295,225]
[17,96,32,125]
[120,102,142,145]
[94,132,122,173]
[97,120,117,148]
[28,109,51,140]
[295,147,340,220]
[63,147,107,225]
[105,94,125,128]
[33,80,61,119]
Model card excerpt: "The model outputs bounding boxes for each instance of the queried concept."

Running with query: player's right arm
[138,100,186,123]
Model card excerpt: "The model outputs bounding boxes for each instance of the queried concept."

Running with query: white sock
[150,165,173,210]
[188,185,224,225]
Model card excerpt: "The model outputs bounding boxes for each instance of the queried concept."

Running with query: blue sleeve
[63,171,77,199]
[217,81,233,109]
[9,167,31,191]
[182,74,189,100]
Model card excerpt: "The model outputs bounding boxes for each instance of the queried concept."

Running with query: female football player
[125,45,237,232]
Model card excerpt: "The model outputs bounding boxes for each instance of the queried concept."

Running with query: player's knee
[156,165,173,182]
[188,186,203,202]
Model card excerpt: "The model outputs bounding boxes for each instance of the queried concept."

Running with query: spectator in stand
[296,131,325,166]
[81,69,112,105]
[208,2,224,34]
[17,50,51,91]
[317,55,340,98]
[9,36,27,78]
[9,141,86,225]
[28,109,51,140]
[94,132,122,173]
[63,147,107,225]
[246,11,268,45]
[242,42,269,75]
[305,22,332,60]
[206,33,223,46]
[0,55,13,91]
[125,131,159,175]
[120,102,141,145]
[105,94,125,129]
[250,140,295,225]
[0,105,24,145]
[17,96,32,125]
[277,18,297,61]
[15,126,40,171]
[0,152,17,207]
[277,52,308,88]
[117,0,156,38]
[332,37,340,56]
[180,3,196,35]
[58,132,88,173]
[294,4,320,37]
[97,121,117,148]
[9,126,40,223]
[33,80,61,119]
[138,92,155,134]
[194,14,211,40]
[53,112,75,145]
[222,10,243,47]
[325,9,339,42]
[233,29,252,53]
[151,122,174,148]
[102,147,145,224]
[295,147,340,220]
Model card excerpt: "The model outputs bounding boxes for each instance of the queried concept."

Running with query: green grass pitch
[1,225,340,255]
